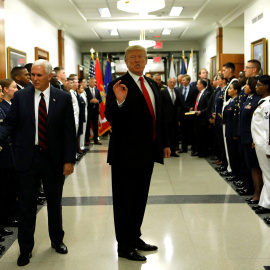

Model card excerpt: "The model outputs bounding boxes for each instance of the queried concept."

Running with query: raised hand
[113,80,128,104]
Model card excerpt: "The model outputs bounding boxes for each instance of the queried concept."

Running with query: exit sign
[154,42,163,49]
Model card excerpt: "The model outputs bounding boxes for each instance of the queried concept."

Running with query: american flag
[88,54,96,85]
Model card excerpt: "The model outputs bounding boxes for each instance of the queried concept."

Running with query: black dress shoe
[263,217,270,224]
[219,171,232,177]
[215,166,226,172]
[247,199,259,205]
[51,242,68,254]
[255,207,270,214]
[17,252,32,266]
[0,244,5,251]
[0,234,4,242]
[171,153,179,157]
[118,250,146,261]
[252,205,261,211]
[136,243,158,251]
[37,197,45,205]
[0,228,13,236]
[226,175,237,181]
[237,189,254,196]
[234,181,244,187]
[94,141,102,145]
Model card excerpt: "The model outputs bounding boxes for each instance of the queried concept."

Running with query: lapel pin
[53,99,56,101]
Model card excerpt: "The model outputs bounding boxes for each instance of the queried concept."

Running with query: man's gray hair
[32,59,52,75]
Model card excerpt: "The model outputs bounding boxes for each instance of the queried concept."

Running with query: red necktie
[139,77,156,140]
[194,92,201,111]
[38,92,48,149]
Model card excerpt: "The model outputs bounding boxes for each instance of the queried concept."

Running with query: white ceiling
[20,0,255,43]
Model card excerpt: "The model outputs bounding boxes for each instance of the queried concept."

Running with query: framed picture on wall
[210,56,216,80]
[7,47,27,78]
[251,38,267,75]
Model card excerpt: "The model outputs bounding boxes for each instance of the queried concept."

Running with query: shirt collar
[128,70,143,83]
[35,85,50,99]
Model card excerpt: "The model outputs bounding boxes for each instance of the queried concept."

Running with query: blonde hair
[125,45,147,60]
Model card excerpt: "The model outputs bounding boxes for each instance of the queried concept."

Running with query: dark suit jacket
[84,87,102,113]
[0,99,11,115]
[178,85,198,108]
[194,90,211,126]
[160,88,180,123]
[105,72,168,168]
[239,94,261,144]
[0,85,77,173]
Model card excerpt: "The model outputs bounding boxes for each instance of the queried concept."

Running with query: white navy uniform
[251,96,270,208]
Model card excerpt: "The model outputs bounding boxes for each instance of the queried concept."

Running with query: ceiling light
[117,0,165,16]
[162,28,172,35]
[98,8,111,17]
[109,29,119,36]
[169,7,183,17]
[129,27,156,48]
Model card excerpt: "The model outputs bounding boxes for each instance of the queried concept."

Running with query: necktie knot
[40,92,44,98]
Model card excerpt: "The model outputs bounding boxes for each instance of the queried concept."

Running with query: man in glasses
[244,59,261,78]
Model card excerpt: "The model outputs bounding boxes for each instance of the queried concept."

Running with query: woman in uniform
[251,75,270,217]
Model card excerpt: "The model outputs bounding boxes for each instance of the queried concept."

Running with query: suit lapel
[47,86,58,126]
[27,87,35,126]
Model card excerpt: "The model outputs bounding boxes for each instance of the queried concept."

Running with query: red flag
[95,57,111,136]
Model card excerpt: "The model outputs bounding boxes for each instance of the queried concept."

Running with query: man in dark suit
[10,66,30,90]
[160,77,183,157]
[0,59,77,266]
[84,77,102,145]
[192,79,212,157]
[177,74,198,153]
[105,45,171,262]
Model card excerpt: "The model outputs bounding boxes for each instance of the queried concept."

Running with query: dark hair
[231,81,241,94]
[247,59,261,72]
[258,75,270,89]
[247,76,258,94]
[69,74,77,80]
[10,66,27,80]
[24,63,33,73]
[223,62,235,73]
[199,79,207,88]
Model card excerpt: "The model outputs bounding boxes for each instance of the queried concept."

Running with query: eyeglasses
[245,66,255,69]
[256,83,265,87]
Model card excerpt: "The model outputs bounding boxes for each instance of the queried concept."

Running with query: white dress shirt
[34,86,50,145]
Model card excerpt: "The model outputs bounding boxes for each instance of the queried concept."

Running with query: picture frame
[251,38,267,75]
[7,47,27,79]
[210,56,216,80]
[35,47,49,60]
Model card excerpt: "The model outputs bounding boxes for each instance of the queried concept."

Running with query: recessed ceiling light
[109,29,119,36]
[169,7,183,17]
[98,8,111,17]
[162,29,172,35]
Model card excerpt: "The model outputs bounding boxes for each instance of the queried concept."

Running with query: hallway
[1,139,270,270]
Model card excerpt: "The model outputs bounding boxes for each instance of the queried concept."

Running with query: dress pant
[165,120,178,155]
[18,148,65,254]
[255,144,270,208]
[111,164,154,252]
[181,116,194,152]
[85,109,99,142]
[0,167,18,222]
[215,126,227,165]
[226,137,240,178]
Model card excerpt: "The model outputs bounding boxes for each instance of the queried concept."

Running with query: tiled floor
[1,139,270,269]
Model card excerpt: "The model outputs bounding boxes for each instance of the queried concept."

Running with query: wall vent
[252,13,263,24]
